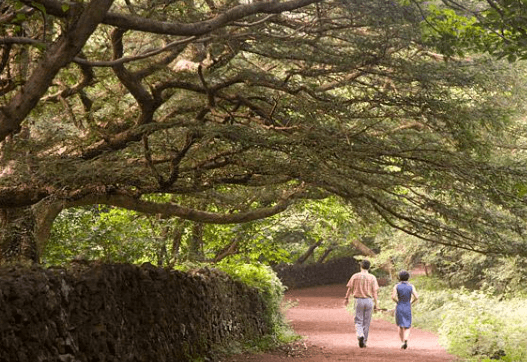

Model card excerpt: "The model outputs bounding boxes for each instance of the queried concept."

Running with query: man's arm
[344,286,352,306]
[344,275,355,306]
[372,288,379,310]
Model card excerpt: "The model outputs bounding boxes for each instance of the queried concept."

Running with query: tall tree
[1,0,527,263]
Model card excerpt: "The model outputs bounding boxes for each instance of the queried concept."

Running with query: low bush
[215,262,290,340]
[408,276,527,362]
[176,261,298,352]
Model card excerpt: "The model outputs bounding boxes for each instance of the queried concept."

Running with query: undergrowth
[176,261,300,359]
[379,275,527,362]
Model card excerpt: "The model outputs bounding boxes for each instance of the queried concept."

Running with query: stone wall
[274,257,360,289]
[0,263,269,362]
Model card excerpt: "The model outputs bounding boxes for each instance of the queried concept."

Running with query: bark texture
[0,207,38,262]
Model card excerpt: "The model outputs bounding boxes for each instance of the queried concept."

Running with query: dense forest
[3,0,527,360]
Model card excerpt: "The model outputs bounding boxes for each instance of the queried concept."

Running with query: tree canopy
[2,0,527,262]
[423,0,527,61]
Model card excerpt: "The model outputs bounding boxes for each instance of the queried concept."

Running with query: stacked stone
[0,263,269,362]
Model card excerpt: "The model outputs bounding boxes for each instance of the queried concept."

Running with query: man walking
[344,259,379,348]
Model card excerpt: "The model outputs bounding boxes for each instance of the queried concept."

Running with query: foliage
[366,228,423,272]
[202,218,292,264]
[45,205,291,265]
[421,0,527,61]
[409,276,527,361]
[373,230,527,298]
[216,261,286,334]
[177,260,297,347]
[376,272,527,360]
[43,196,376,267]
[3,0,527,263]
[477,256,527,297]
[244,197,374,264]
[44,206,159,265]
[423,248,527,296]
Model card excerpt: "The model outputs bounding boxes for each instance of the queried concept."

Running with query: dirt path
[224,284,457,361]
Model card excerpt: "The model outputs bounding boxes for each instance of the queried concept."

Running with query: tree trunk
[0,199,64,264]
[317,247,333,263]
[296,240,322,264]
[351,238,395,278]
[33,199,64,261]
[156,225,169,266]
[0,206,39,263]
[351,238,378,258]
[189,221,204,261]
[168,219,186,267]
[212,238,239,263]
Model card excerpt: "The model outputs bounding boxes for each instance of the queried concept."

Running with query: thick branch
[0,187,51,208]
[0,0,115,142]
[111,28,158,122]
[295,240,322,264]
[64,192,295,224]
[27,0,320,36]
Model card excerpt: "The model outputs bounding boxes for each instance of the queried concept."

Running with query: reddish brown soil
[224,284,458,361]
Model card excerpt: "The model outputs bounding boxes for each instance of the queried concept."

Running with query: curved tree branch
[0,0,115,142]
[63,187,302,224]
[26,0,321,35]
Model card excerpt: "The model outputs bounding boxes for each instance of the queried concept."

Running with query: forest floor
[222,284,458,362]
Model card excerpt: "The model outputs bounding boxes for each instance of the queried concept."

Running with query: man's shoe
[401,340,408,350]
[358,336,365,348]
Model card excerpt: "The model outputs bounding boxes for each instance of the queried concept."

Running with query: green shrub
[409,276,527,361]
[438,291,505,358]
[216,261,288,336]
[176,261,296,348]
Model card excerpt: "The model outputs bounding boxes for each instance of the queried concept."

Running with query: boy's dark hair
[398,270,410,281]
[361,260,371,270]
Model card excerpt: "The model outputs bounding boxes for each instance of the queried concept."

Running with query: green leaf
[507,53,517,63]
[15,13,27,22]
[31,1,46,14]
